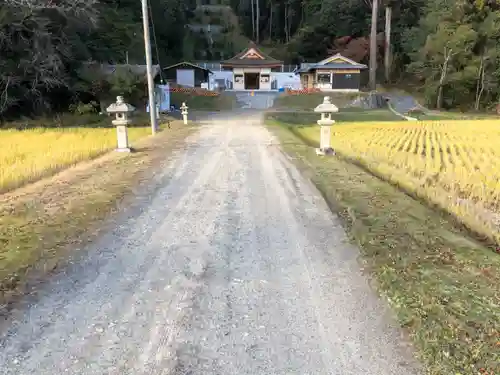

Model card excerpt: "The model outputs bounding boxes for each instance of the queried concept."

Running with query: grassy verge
[265,108,400,125]
[416,112,499,121]
[266,120,500,375]
[1,112,156,129]
[170,91,236,110]
[272,92,365,110]
[0,121,194,310]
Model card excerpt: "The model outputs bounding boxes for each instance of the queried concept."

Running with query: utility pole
[141,0,158,135]
[369,0,378,91]
[385,6,392,83]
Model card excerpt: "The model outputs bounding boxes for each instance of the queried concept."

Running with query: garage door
[176,69,195,87]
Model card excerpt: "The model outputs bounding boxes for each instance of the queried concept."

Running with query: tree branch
[4,0,99,24]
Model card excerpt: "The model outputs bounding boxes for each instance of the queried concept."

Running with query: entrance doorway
[244,73,260,90]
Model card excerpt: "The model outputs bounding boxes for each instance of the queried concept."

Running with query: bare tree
[256,0,260,42]
[284,3,289,43]
[268,0,273,39]
[437,47,453,109]
[251,0,255,40]
[0,0,99,116]
[284,1,293,43]
[475,52,486,111]
[384,6,392,83]
[0,76,20,115]
[5,0,99,22]
[369,0,378,90]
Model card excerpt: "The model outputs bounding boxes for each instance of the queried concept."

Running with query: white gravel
[0,113,421,374]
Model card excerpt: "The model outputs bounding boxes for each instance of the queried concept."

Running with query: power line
[148,0,164,84]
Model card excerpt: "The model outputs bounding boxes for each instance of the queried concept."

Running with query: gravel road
[0,113,421,375]
[382,93,421,113]
[235,92,277,109]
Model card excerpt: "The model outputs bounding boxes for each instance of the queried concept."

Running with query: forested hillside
[1,0,500,120]
[235,0,500,110]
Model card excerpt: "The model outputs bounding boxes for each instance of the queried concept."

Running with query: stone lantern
[180,102,188,125]
[106,96,135,152]
[314,96,338,155]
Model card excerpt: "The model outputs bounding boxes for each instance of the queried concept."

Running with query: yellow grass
[297,120,500,245]
[0,126,151,193]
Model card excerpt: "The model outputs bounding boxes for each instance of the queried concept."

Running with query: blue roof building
[296,54,367,92]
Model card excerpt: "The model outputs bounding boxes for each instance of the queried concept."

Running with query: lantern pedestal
[116,125,131,152]
[316,124,335,155]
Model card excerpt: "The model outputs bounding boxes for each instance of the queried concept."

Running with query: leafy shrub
[69,101,99,115]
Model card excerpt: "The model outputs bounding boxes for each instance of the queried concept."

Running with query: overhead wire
[147,0,165,83]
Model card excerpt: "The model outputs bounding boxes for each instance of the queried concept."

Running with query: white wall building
[220,42,283,91]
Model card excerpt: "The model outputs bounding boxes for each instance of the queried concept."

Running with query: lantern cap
[106,96,135,113]
[314,96,338,113]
